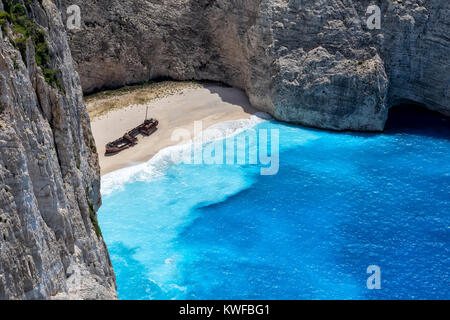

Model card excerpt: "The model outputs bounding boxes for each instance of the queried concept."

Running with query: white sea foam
[101,113,271,195]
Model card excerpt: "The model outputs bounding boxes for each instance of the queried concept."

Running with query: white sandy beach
[89,83,258,175]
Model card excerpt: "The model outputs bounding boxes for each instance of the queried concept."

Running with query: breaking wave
[101,113,271,195]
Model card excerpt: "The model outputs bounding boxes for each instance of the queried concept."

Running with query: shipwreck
[105,118,159,156]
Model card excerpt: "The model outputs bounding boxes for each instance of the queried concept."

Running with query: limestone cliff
[64,0,449,131]
[0,0,116,299]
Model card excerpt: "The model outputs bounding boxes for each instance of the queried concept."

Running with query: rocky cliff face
[64,0,449,131]
[1,0,447,300]
[0,0,116,299]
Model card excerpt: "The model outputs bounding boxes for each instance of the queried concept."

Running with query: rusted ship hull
[105,119,159,156]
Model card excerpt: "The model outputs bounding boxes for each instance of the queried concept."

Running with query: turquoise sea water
[99,108,450,300]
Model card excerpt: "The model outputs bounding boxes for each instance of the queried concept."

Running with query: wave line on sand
[101,113,271,195]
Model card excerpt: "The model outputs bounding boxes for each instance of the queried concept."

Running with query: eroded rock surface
[64,0,449,131]
[0,0,116,299]
[1,0,448,300]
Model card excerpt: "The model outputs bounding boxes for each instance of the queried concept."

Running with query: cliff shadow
[384,102,450,140]
[202,82,259,116]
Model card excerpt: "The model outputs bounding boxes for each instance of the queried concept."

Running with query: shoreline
[100,114,268,195]
[89,83,260,176]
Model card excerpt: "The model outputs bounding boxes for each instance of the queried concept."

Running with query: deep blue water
[99,109,450,300]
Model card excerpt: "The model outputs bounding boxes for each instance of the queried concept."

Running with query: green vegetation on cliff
[0,1,63,90]
[88,201,103,239]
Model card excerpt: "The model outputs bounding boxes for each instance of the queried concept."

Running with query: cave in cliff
[385,103,450,138]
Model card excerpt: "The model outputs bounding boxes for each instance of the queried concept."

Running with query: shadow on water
[256,103,450,141]
[384,104,450,140]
